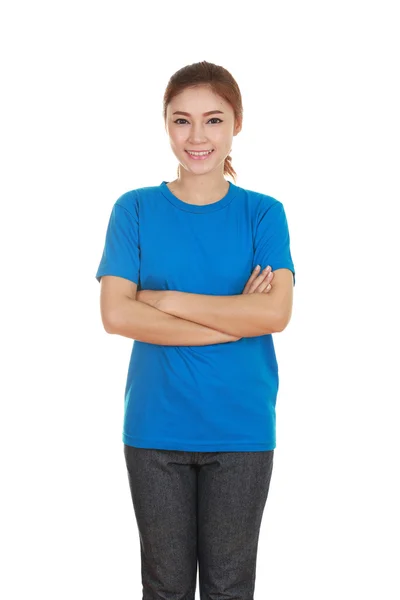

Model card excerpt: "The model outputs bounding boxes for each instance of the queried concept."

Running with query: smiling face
[165,85,241,176]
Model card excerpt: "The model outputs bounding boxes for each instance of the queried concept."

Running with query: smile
[185,149,214,160]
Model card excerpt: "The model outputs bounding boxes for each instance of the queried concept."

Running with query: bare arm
[159,291,276,337]
[151,269,294,337]
[107,296,240,346]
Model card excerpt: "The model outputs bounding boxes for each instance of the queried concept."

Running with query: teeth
[187,150,213,156]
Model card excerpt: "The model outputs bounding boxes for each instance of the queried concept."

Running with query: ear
[234,117,242,136]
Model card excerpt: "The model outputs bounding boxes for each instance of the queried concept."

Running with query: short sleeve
[253,199,296,286]
[95,195,140,285]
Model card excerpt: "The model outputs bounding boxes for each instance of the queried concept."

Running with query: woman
[95,60,296,600]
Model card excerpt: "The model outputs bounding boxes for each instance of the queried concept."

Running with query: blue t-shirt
[95,180,295,451]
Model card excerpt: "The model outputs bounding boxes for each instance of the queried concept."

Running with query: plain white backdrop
[1,1,399,598]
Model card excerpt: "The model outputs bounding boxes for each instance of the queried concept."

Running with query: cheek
[213,127,231,142]
[170,132,186,147]
[169,138,180,152]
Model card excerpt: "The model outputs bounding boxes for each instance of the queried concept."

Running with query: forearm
[161,291,279,337]
[107,297,239,346]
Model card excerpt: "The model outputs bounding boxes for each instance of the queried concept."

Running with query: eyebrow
[172,110,224,117]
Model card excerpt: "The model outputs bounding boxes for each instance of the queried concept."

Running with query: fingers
[249,266,272,293]
[243,266,260,294]
[255,269,274,293]
[255,277,273,293]
[243,265,273,294]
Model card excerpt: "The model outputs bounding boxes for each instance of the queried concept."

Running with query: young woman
[95,60,296,600]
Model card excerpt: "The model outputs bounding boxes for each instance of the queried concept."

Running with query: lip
[185,149,214,161]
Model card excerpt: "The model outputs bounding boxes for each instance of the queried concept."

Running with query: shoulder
[114,185,160,213]
[234,182,281,207]
[235,183,283,217]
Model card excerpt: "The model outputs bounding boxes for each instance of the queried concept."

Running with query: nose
[188,123,208,144]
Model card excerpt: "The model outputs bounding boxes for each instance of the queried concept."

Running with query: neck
[171,170,229,204]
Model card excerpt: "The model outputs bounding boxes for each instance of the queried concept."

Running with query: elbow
[101,309,118,334]
[102,297,137,334]
[102,316,116,334]
[104,320,115,334]
[274,309,292,333]
[99,291,136,335]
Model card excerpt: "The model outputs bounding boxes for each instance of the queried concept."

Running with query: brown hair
[163,61,243,183]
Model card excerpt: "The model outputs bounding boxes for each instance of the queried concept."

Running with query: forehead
[167,86,231,115]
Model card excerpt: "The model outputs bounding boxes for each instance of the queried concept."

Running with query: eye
[173,118,223,125]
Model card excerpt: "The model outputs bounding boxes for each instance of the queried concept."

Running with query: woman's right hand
[242,265,274,294]
[223,266,274,343]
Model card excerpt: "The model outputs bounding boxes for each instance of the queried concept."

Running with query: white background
[1,1,399,598]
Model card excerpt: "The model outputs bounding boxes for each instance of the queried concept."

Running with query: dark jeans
[123,444,274,600]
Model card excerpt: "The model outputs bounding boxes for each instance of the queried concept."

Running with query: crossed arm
[136,268,294,338]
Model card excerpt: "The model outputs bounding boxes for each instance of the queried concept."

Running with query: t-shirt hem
[122,432,276,451]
